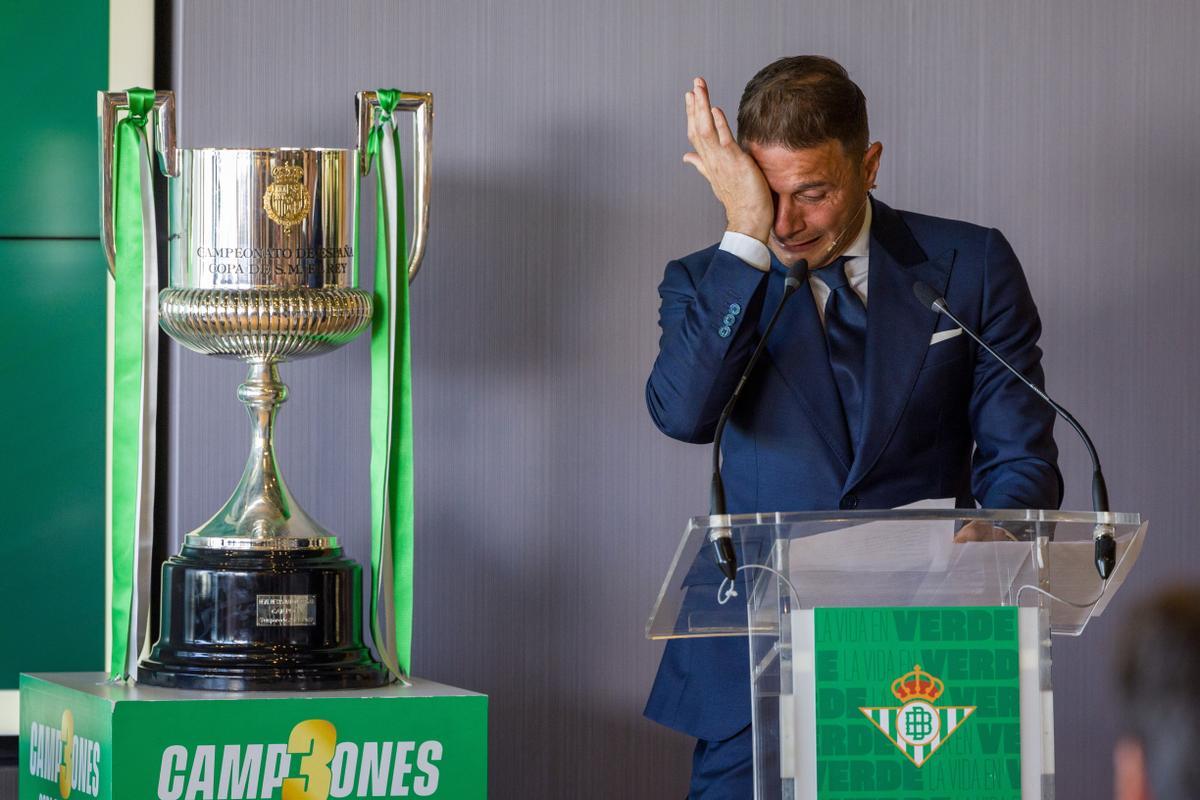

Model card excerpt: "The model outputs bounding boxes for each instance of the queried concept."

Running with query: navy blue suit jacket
[643,198,1062,742]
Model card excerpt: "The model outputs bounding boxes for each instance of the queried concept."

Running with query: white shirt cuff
[719,231,771,272]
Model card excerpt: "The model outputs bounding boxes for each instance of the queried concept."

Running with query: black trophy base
[139,544,389,691]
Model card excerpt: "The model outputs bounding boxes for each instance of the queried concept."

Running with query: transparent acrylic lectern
[647,509,1146,800]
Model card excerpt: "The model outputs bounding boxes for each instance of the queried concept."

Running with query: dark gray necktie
[814,256,867,448]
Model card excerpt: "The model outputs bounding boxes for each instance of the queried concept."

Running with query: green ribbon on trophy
[366,89,415,679]
[107,88,159,680]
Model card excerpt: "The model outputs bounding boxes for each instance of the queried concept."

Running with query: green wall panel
[0,240,107,688]
[0,0,109,237]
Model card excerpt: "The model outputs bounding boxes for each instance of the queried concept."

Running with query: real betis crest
[859,664,976,768]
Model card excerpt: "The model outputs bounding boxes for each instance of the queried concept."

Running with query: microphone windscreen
[785,259,809,290]
[912,281,942,310]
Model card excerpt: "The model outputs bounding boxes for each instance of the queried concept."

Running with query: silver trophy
[100,89,431,689]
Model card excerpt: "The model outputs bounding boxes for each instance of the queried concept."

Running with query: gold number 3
[58,709,75,799]
[283,719,337,800]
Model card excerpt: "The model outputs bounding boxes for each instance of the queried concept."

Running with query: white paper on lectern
[778,504,1034,609]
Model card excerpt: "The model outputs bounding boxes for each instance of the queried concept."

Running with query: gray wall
[170,1,1200,797]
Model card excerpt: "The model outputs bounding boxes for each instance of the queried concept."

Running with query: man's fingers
[711,107,734,146]
[693,77,710,111]
[685,91,710,152]
[691,78,716,138]
[685,92,697,146]
[953,521,1007,543]
[954,521,983,542]
[682,152,709,180]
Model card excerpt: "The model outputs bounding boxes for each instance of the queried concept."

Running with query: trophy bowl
[158,147,374,362]
[101,90,432,690]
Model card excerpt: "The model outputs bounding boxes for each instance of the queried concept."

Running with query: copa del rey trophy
[99,88,431,690]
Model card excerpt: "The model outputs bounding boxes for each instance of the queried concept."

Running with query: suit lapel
[763,259,854,472]
[844,200,956,491]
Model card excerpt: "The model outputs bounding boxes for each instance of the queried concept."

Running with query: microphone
[709,259,810,581]
[911,281,1116,579]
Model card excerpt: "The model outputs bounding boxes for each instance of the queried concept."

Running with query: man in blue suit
[644,56,1062,797]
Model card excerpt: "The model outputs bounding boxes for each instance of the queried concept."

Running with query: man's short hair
[736,55,869,157]
[1117,586,1200,799]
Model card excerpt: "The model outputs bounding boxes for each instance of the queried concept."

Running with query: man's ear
[1114,737,1152,800]
[862,142,883,189]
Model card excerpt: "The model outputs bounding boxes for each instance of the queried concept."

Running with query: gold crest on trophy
[262,163,312,230]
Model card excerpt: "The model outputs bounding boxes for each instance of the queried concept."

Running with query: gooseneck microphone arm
[911,281,1116,579]
[709,260,810,581]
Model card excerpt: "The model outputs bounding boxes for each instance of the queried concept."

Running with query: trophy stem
[239,360,289,536]
[185,359,333,548]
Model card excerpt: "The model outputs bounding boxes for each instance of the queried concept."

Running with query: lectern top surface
[692,507,1141,528]
[647,508,1147,640]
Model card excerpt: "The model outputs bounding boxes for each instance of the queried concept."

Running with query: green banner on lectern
[814,606,1021,799]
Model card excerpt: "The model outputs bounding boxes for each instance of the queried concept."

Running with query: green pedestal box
[19,673,487,799]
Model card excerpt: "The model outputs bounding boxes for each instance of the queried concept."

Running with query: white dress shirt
[718,202,873,327]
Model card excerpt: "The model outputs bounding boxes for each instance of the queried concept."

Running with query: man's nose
[773,196,806,241]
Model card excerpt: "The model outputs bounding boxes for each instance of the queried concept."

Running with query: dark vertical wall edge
[148,0,175,649]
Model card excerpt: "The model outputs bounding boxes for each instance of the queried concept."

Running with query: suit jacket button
[840,494,859,510]
[723,313,736,326]
[718,325,732,338]
[729,303,742,315]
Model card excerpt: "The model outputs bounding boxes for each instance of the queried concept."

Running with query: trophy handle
[99,90,179,275]
[356,90,434,283]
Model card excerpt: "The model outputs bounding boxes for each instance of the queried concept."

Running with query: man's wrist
[720,231,771,272]
[724,216,770,245]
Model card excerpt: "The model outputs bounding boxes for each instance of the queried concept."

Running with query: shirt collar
[843,200,872,261]
[838,200,872,283]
